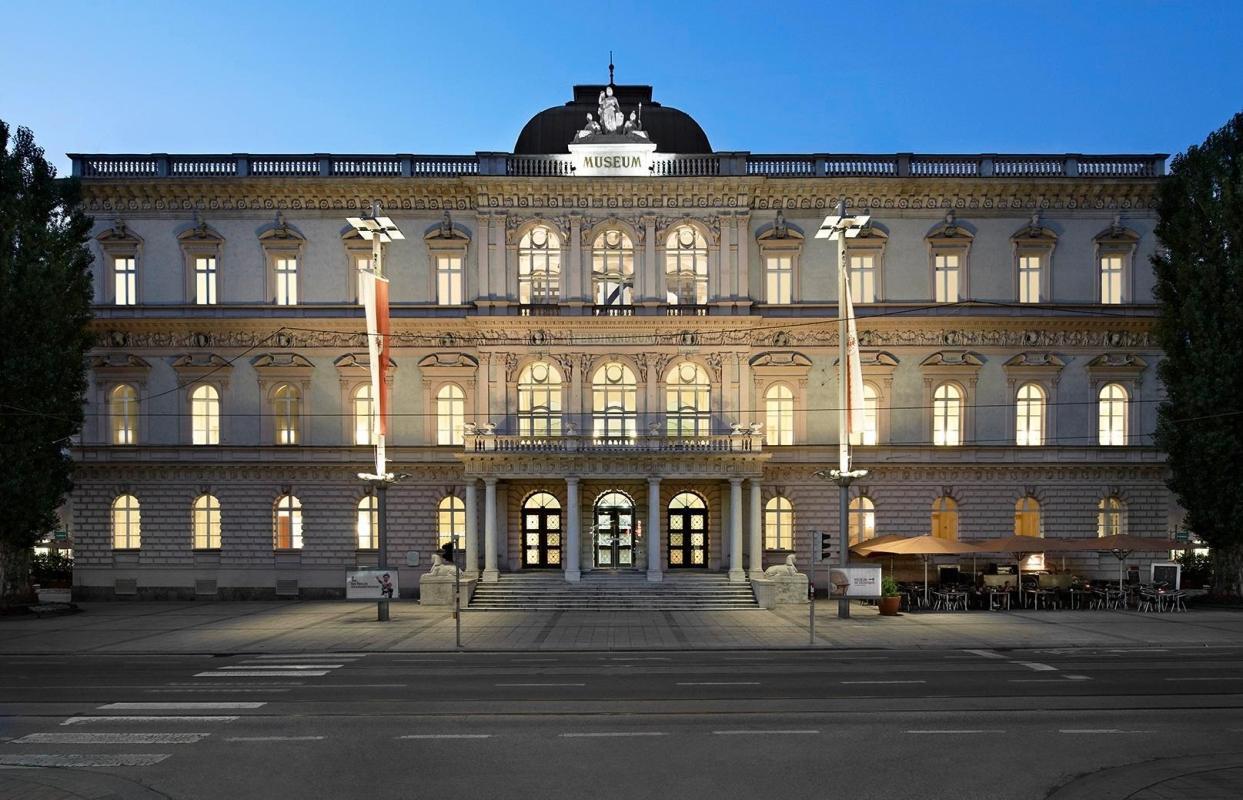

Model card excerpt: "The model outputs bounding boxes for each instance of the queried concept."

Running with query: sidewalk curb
[1047,753,1243,799]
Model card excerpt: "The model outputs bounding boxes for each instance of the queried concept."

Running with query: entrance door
[522,492,562,568]
[667,492,707,567]
[594,491,635,569]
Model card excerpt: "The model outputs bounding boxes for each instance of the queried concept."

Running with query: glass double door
[667,492,707,567]
[522,492,561,568]
[594,491,635,569]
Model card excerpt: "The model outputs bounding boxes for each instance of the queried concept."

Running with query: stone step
[469,571,759,610]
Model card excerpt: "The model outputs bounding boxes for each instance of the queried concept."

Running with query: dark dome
[514,84,712,154]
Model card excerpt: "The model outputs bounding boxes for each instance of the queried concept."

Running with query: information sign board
[828,566,883,598]
[346,569,398,600]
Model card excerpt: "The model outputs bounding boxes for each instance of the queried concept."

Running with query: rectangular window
[934,254,959,303]
[1100,255,1123,304]
[437,255,464,305]
[765,255,792,304]
[275,257,298,305]
[1018,255,1041,304]
[114,256,136,306]
[850,254,876,304]
[195,256,217,305]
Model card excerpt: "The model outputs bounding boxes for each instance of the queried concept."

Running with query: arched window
[190,385,220,445]
[111,494,141,549]
[273,384,301,445]
[1014,496,1042,537]
[518,225,560,305]
[932,383,962,446]
[517,362,562,438]
[665,362,710,437]
[931,496,958,540]
[1016,383,1045,446]
[352,384,375,446]
[356,495,377,550]
[850,383,880,446]
[592,362,637,441]
[436,384,466,445]
[193,494,221,549]
[848,496,876,546]
[1098,383,1128,446]
[592,230,634,308]
[765,384,794,446]
[110,384,138,445]
[437,495,466,549]
[274,494,303,549]
[764,496,795,550]
[665,225,708,305]
[1097,496,1127,537]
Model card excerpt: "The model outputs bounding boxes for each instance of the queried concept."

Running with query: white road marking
[906,730,1000,734]
[225,736,325,742]
[14,732,209,744]
[1165,677,1243,682]
[1059,729,1153,734]
[99,702,266,710]
[400,659,461,663]
[963,649,1008,660]
[1016,662,1058,672]
[194,671,329,677]
[495,682,585,687]
[712,730,819,736]
[229,664,344,670]
[607,657,671,662]
[559,732,668,738]
[509,658,558,663]
[676,681,761,686]
[1010,679,1074,683]
[841,680,925,685]
[723,657,772,661]
[250,653,367,659]
[146,688,289,693]
[0,754,171,767]
[163,682,305,687]
[398,734,492,739]
[62,716,238,726]
[1066,675,1092,681]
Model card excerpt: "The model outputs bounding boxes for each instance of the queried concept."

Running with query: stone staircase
[468,571,760,611]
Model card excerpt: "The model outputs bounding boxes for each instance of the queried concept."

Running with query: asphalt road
[2,646,1242,800]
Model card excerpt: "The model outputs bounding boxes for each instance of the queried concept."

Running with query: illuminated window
[591,362,637,440]
[193,494,221,549]
[437,495,465,549]
[1098,383,1128,446]
[353,384,376,446]
[848,496,876,546]
[1014,496,1042,537]
[437,384,466,445]
[111,494,141,549]
[665,362,710,437]
[1016,383,1045,446]
[273,384,301,445]
[274,494,302,549]
[114,256,137,306]
[934,253,959,303]
[765,255,793,304]
[764,384,794,445]
[764,496,794,550]
[931,496,958,540]
[592,230,634,307]
[850,254,876,304]
[1097,496,1126,537]
[191,384,220,445]
[356,495,378,550]
[665,225,708,305]
[274,256,298,305]
[1018,254,1042,303]
[517,362,562,437]
[1100,255,1123,304]
[849,383,879,446]
[932,383,962,446]
[110,384,139,445]
[518,226,560,305]
[437,255,464,305]
[194,256,217,305]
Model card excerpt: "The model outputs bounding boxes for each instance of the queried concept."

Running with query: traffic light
[820,531,834,560]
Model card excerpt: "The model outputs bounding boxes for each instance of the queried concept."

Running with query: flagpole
[836,229,852,620]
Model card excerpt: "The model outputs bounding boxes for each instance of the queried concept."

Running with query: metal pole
[377,479,390,622]
[809,534,815,645]
[836,224,851,620]
[454,535,462,649]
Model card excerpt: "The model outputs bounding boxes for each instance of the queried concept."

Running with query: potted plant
[879,576,902,616]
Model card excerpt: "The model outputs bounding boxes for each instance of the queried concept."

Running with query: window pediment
[756,211,805,244]
[1004,352,1065,370]
[177,220,224,247]
[1011,213,1058,245]
[91,354,151,381]
[749,351,812,369]
[423,211,471,244]
[172,354,233,385]
[258,214,305,249]
[334,353,399,379]
[921,351,984,369]
[252,353,314,380]
[925,212,975,243]
[1094,216,1141,245]
[417,352,478,382]
[1086,353,1147,380]
[96,220,143,250]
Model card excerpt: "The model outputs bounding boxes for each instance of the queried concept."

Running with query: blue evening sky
[2,0,1241,174]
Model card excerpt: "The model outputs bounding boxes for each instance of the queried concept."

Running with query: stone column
[565,477,581,582]
[646,477,662,582]
[482,477,499,583]
[464,479,479,579]
[642,215,658,305]
[749,478,763,579]
[475,213,490,299]
[568,214,582,305]
[729,477,745,583]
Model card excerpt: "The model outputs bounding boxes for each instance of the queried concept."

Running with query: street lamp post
[348,202,404,622]
[816,200,870,620]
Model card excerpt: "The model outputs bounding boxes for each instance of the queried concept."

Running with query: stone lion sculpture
[428,552,461,578]
[763,553,799,577]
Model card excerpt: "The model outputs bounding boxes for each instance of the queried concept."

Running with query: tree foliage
[0,121,94,602]
[1153,111,1243,595]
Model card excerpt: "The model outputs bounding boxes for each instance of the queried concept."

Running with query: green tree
[1153,111,1243,596]
[0,121,94,603]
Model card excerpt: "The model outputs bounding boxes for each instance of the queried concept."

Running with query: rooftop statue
[574,86,649,142]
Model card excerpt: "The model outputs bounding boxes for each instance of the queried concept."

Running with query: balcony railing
[465,431,763,454]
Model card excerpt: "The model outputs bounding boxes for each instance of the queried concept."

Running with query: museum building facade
[66,79,1173,598]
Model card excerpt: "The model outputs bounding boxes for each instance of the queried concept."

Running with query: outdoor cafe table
[932,589,968,611]
[1066,587,1094,610]
[983,589,1011,611]
[1024,587,1058,609]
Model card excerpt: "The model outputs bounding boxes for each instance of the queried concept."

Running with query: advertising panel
[346,569,399,600]
[828,566,883,599]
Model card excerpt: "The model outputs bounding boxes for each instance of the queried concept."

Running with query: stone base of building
[751,575,809,608]
[418,575,478,606]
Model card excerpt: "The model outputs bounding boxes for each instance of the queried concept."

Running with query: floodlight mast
[815,200,870,620]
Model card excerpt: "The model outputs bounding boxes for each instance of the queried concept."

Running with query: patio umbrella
[1065,535,1172,592]
[974,535,1085,600]
[861,536,991,607]
[850,534,909,581]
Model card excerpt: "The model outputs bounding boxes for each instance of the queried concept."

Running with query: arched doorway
[522,492,562,568]
[667,492,707,568]
[593,491,635,569]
